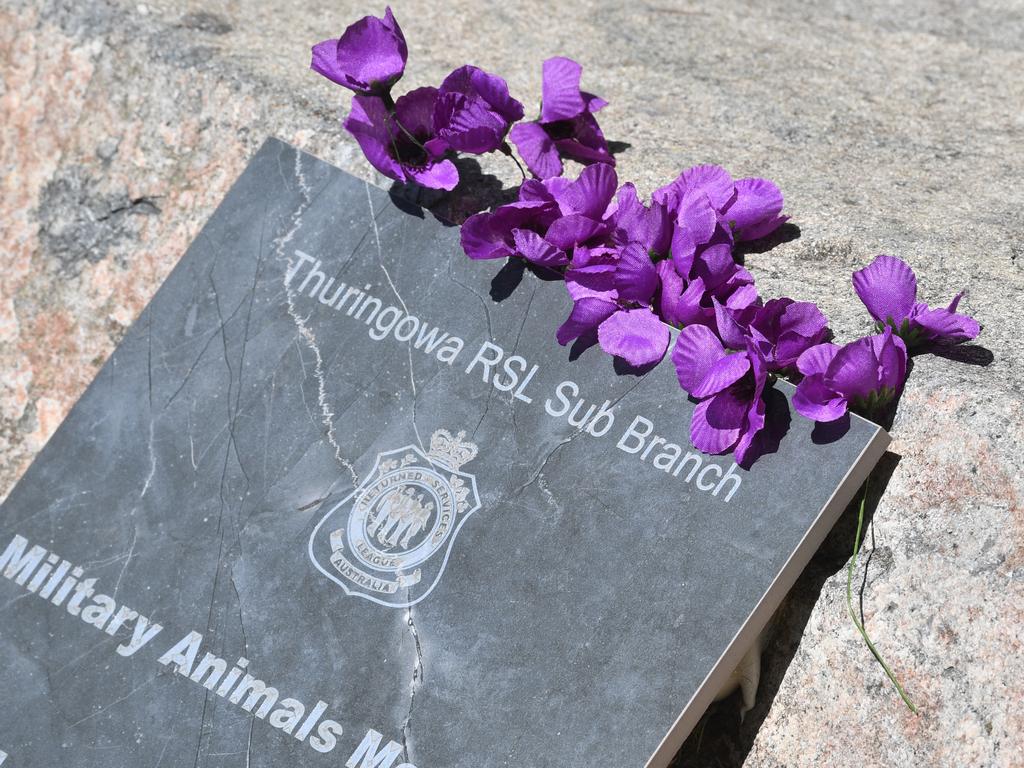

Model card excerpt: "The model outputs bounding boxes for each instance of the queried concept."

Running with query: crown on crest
[427,429,478,471]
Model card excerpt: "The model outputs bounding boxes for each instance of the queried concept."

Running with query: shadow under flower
[387,155,516,227]
[737,386,792,469]
[612,355,661,377]
[734,222,802,262]
[926,342,994,367]
[812,413,851,444]
[606,139,632,157]
[489,259,564,302]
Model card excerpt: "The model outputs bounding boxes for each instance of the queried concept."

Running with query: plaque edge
[644,423,892,767]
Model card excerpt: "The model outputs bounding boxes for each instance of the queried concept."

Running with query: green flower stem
[846,477,919,714]
[380,91,426,154]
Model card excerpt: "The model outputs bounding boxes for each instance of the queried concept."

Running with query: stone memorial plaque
[0,138,888,767]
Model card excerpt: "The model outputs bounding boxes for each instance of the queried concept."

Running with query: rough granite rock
[1,1,1021,766]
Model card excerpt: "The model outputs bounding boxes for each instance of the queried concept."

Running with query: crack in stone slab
[400,606,424,765]
[279,148,358,487]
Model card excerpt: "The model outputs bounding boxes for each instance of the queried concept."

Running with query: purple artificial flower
[655,259,760,333]
[509,57,614,179]
[792,327,908,422]
[656,164,788,248]
[544,163,617,250]
[671,191,738,290]
[460,177,566,264]
[852,254,980,349]
[672,324,769,466]
[555,244,670,367]
[714,297,830,372]
[608,183,673,258]
[311,8,408,96]
[427,65,525,156]
[460,164,617,267]
[344,87,459,191]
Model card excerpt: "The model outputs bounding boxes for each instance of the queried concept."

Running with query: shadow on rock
[607,140,632,157]
[671,449,901,768]
[734,223,802,262]
[928,343,994,367]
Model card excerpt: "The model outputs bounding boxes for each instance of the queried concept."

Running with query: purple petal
[545,213,609,250]
[432,65,524,155]
[557,163,618,219]
[779,301,829,338]
[608,183,644,243]
[670,225,697,277]
[675,193,719,246]
[459,201,550,260]
[509,122,562,179]
[614,242,659,303]
[824,335,879,400]
[722,279,760,312]
[570,245,617,268]
[460,212,513,261]
[656,263,714,328]
[654,261,685,325]
[611,184,672,255]
[582,91,607,113]
[436,65,475,95]
[597,308,670,366]
[691,353,751,398]
[725,178,785,241]
[733,399,767,467]
[311,8,407,95]
[654,165,736,214]
[553,113,615,166]
[406,158,459,191]
[746,338,769,397]
[768,301,830,367]
[512,229,568,267]
[431,94,507,154]
[393,86,438,137]
[712,298,750,350]
[565,263,618,301]
[517,178,556,204]
[775,331,824,370]
[556,297,617,346]
[678,277,715,327]
[871,327,908,391]
[311,39,349,86]
[911,305,980,345]
[467,66,525,123]
[744,214,789,242]
[343,95,405,182]
[749,297,791,333]
[852,254,917,325]
[793,375,848,422]
[692,237,737,290]
[671,323,728,394]
[541,56,585,122]
[796,343,840,377]
[690,394,744,454]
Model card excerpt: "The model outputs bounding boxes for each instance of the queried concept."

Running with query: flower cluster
[315,7,981,469]
[312,9,614,191]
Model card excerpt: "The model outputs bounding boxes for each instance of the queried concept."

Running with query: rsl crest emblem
[308,429,481,607]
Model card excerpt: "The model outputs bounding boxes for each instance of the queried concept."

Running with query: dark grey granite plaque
[0,138,887,768]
